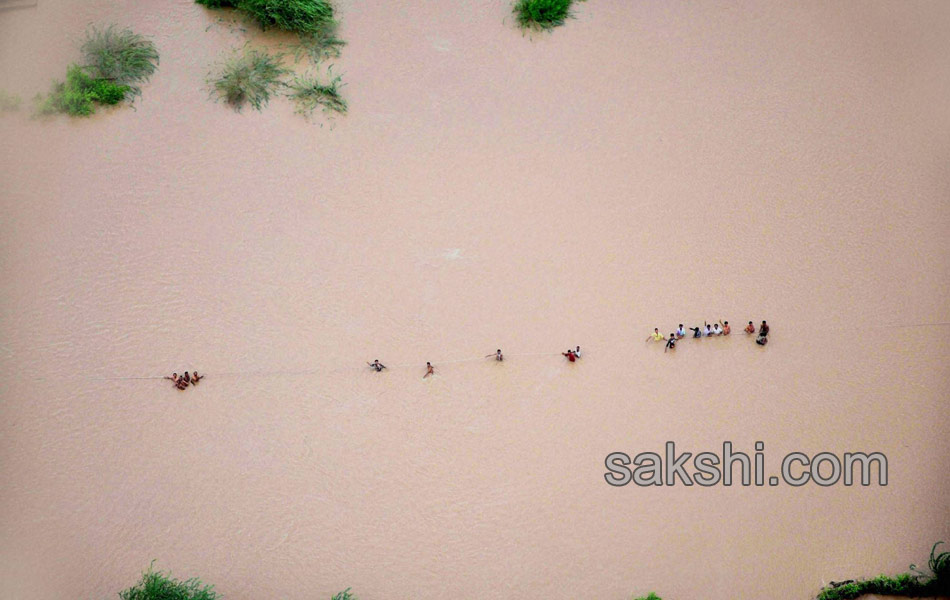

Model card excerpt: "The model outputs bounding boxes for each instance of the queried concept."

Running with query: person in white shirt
[712,323,722,335]
[573,346,581,358]
[676,325,686,339]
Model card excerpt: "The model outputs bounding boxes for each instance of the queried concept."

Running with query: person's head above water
[654,328,659,332]
[724,321,728,325]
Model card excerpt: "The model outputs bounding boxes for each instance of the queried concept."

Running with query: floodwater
[1,1,948,599]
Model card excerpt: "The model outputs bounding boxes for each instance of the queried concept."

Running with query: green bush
[513,0,573,30]
[119,566,217,600]
[196,0,344,59]
[237,0,333,35]
[81,24,158,96]
[196,0,336,36]
[34,64,130,117]
[920,541,950,596]
[210,49,288,111]
[89,78,131,104]
[816,541,949,600]
[288,71,346,116]
[32,23,151,117]
[633,594,662,600]
[331,589,356,600]
[36,65,93,116]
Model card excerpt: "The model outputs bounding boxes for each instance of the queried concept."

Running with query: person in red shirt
[562,349,577,362]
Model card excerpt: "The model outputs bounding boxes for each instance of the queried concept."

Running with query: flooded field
[1,1,948,599]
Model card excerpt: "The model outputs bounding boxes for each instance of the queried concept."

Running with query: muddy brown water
[1,1,948,599]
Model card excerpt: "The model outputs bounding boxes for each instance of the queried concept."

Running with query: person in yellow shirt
[646,328,666,342]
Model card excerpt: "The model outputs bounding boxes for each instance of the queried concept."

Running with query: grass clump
[288,71,346,116]
[119,565,217,600]
[196,0,344,59]
[816,541,950,600]
[331,589,356,600]
[210,49,288,111]
[34,64,130,117]
[633,594,662,600]
[32,23,155,117]
[513,0,573,30]
[234,0,334,36]
[81,24,159,96]
[0,90,21,111]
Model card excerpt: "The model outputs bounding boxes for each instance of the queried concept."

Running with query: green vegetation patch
[513,0,573,30]
[35,64,130,117]
[288,71,346,116]
[816,541,950,600]
[196,0,344,58]
[119,566,217,600]
[81,24,159,96]
[331,589,356,600]
[32,23,156,117]
[633,594,662,600]
[210,48,289,111]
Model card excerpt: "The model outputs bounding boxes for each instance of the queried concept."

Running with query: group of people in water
[647,320,770,352]
[165,325,770,388]
[367,345,585,378]
[365,323,771,377]
[367,359,440,377]
[164,370,203,390]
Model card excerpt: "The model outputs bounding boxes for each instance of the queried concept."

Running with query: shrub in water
[81,24,159,96]
[919,541,950,596]
[119,565,217,600]
[331,589,356,600]
[288,71,346,116]
[196,0,344,59]
[37,65,94,116]
[237,0,334,35]
[34,64,131,117]
[89,78,131,104]
[816,541,949,600]
[210,49,288,111]
[513,0,573,30]
[196,0,334,35]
